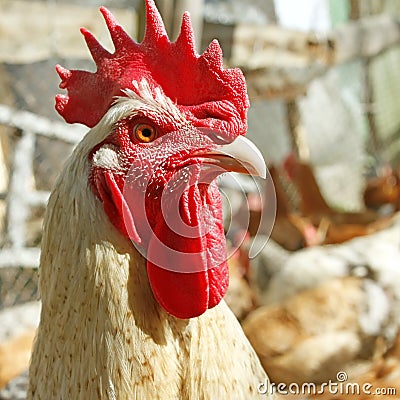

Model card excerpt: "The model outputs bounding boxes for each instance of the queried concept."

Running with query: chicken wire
[0,0,138,309]
[0,105,85,309]
[1,0,400,311]
[0,268,38,311]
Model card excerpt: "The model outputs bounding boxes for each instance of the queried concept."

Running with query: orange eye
[134,123,157,143]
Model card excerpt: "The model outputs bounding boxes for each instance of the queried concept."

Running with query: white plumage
[27,103,272,400]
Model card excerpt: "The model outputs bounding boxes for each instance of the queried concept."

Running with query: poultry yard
[1,0,400,399]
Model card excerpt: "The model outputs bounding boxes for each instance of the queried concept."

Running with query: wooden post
[138,0,204,51]
[285,100,309,160]
[136,0,146,42]
[349,0,360,20]
[6,130,35,249]
[363,58,381,156]
[173,0,204,52]
[155,0,175,38]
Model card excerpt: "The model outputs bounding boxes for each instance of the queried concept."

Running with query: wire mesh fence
[0,268,38,311]
[0,104,85,308]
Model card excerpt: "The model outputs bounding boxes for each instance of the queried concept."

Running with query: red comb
[56,0,249,134]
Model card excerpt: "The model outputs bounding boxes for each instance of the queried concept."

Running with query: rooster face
[88,80,265,319]
[55,1,266,319]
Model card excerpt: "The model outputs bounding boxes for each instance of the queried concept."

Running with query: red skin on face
[90,117,230,319]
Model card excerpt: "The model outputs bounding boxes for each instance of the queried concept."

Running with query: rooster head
[56,0,266,319]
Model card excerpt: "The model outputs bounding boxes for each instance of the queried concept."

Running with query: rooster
[27,2,272,399]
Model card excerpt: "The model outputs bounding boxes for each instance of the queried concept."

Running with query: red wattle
[93,169,141,243]
[146,182,229,319]
[93,167,229,319]
[146,264,210,319]
[146,263,228,319]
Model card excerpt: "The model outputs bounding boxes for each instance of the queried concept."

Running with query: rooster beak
[200,135,266,179]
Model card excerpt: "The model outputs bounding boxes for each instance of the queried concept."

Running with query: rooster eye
[134,123,157,143]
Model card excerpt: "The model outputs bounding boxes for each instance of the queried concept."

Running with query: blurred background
[1,0,400,398]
